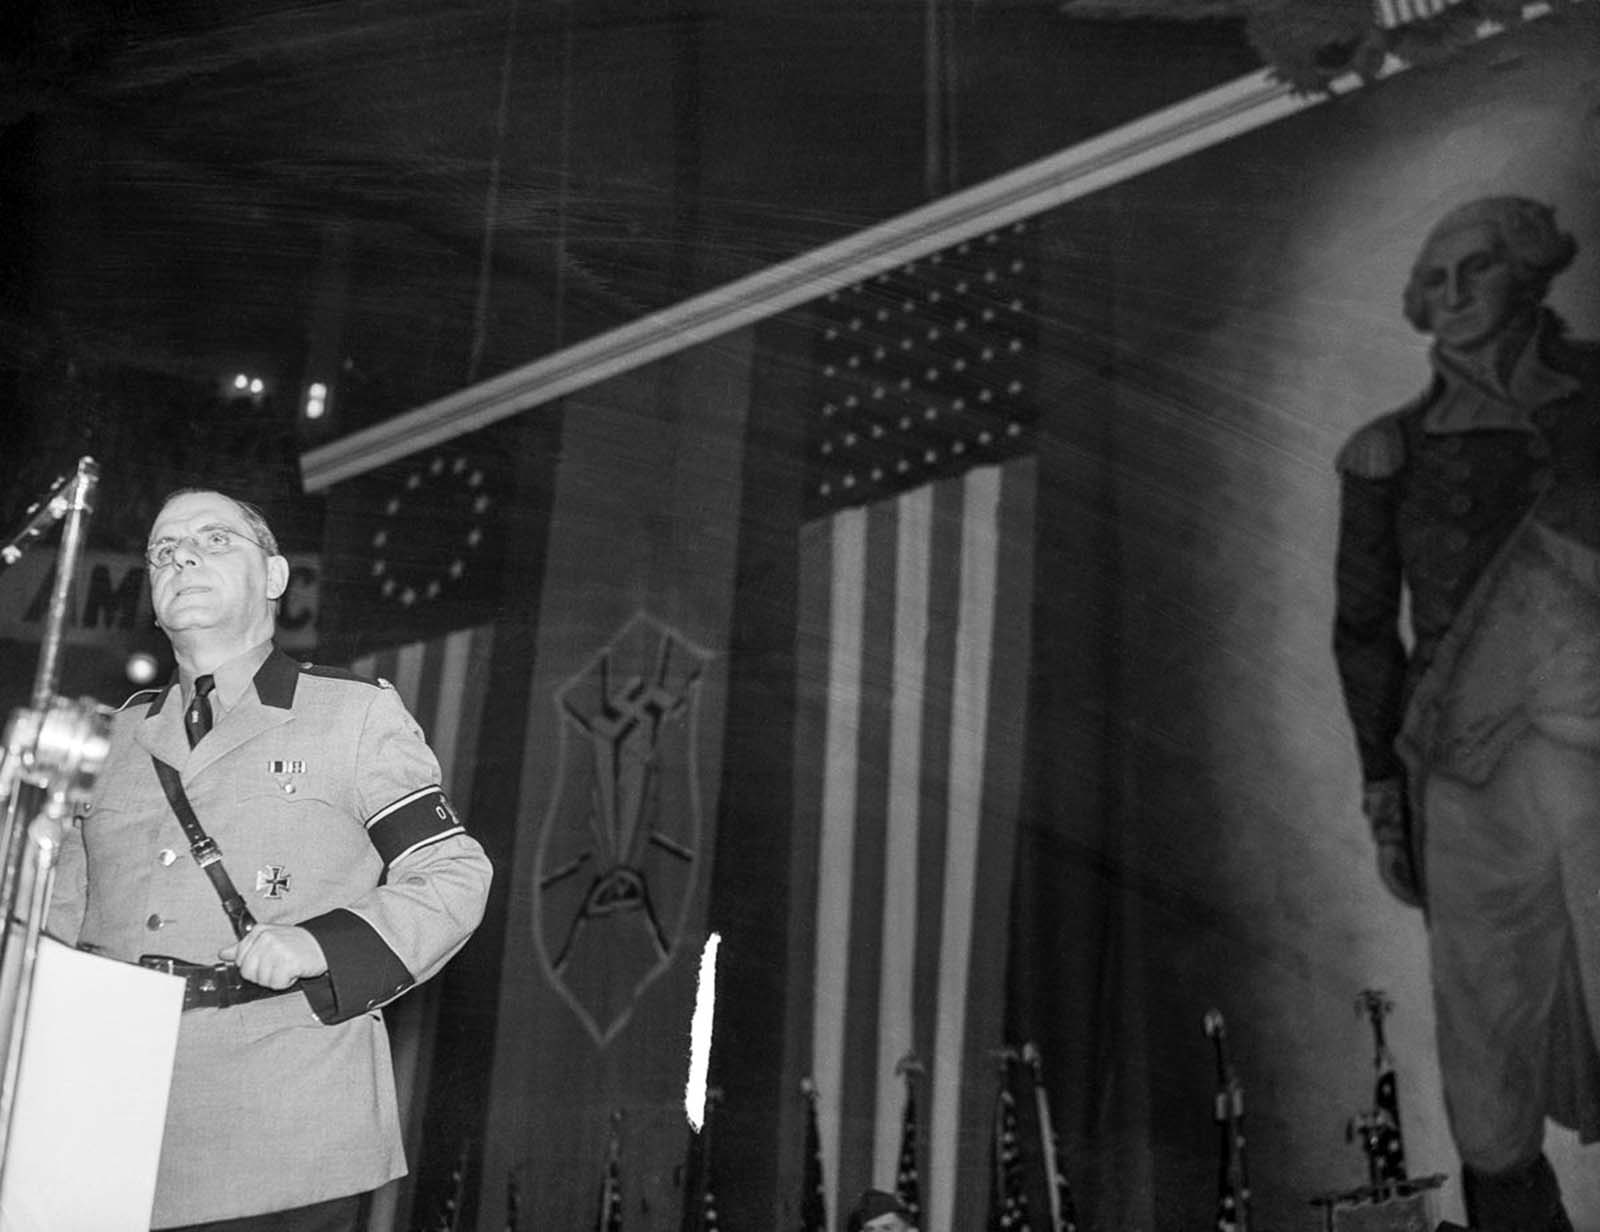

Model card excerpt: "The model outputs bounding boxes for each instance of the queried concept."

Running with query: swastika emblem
[533,612,712,1046]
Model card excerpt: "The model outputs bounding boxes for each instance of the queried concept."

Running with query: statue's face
[1413,222,1524,352]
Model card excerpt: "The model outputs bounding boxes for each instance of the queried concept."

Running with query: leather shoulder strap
[150,757,258,941]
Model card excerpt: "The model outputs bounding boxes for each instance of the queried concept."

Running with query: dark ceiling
[0,0,1260,547]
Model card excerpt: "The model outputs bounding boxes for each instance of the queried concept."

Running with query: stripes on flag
[349,623,497,807]
[798,458,1035,1230]
[795,221,1037,1231]
[347,624,495,1232]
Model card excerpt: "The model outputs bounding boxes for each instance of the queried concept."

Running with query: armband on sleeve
[365,785,466,867]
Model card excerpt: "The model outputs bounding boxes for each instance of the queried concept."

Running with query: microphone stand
[0,456,113,1190]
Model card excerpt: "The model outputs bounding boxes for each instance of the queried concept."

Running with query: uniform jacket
[1333,317,1600,804]
[48,646,493,1227]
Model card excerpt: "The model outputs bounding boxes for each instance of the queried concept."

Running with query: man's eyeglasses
[145,526,267,570]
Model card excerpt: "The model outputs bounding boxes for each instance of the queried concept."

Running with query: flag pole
[1022,1042,1078,1232]
[894,1053,925,1225]
[800,1077,828,1232]
[596,1109,624,1232]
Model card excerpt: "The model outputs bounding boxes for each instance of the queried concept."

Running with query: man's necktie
[185,675,216,749]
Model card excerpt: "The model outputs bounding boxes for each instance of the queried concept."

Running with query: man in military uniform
[1333,197,1600,1231]
[48,489,493,1230]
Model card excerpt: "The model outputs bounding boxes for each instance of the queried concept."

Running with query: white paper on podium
[0,935,184,1232]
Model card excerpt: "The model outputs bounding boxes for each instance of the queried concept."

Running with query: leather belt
[138,954,297,1012]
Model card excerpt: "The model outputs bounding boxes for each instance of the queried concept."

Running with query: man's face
[861,1215,915,1232]
[147,491,287,645]
[1413,222,1525,352]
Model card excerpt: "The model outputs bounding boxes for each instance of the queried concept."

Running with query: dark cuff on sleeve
[298,907,415,1025]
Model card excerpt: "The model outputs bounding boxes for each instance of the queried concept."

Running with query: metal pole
[0,456,108,1195]
[29,456,99,711]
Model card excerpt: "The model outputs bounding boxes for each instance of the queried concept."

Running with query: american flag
[1352,990,1407,1186]
[989,1084,1032,1232]
[895,1065,923,1225]
[798,223,1038,1231]
[1205,1012,1250,1232]
[1370,1067,1407,1182]
[596,1116,624,1232]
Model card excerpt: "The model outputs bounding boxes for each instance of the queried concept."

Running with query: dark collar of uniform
[1423,311,1583,434]
[189,639,275,714]
[145,642,299,715]
[251,645,304,710]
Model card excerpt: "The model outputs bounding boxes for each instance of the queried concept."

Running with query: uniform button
[282,783,296,795]
[146,913,165,931]
[157,849,179,867]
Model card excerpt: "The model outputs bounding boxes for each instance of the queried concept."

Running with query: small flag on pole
[680,1088,723,1232]
[430,1138,471,1232]
[895,1055,924,1226]
[1350,990,1408,1186]
[988,1073,1032,1232]
[596,1113,624,1232]
[801,1078,828,1232]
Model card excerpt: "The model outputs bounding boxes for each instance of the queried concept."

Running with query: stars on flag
[368,449,497,608]
[990,1084,1033,1232]
[808,223,1037,518]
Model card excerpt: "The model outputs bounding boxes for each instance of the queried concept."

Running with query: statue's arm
[1333,462,1408,786]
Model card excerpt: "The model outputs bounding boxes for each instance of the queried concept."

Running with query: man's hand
[1376,838,1424,909]
[1362,777,1423,908]
[220,924,329,989]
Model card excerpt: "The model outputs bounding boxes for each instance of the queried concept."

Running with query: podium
[1311,1175,1449,1232]
[0,935,184,1232]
